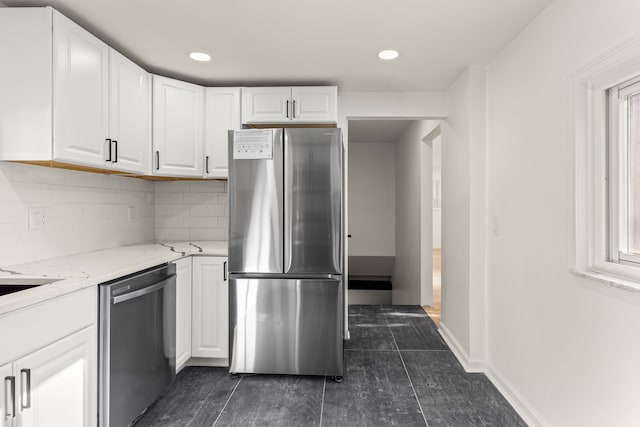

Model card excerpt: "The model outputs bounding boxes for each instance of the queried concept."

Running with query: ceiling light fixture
[377,49,399,60]
[189,51,211,62]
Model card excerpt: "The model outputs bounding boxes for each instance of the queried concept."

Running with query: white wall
[440,66,487,370]
[0,162,155,267]
[154,180,228,241]
[420,126,437,306]
[483,0,640,424]
[348,142,395,256]
[393,120,436,305]
[339,91,448,122]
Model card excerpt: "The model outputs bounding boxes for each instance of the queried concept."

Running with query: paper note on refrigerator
[233,129,273,159]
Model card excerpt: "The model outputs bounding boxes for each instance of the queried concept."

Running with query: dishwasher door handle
[111,276,175,305]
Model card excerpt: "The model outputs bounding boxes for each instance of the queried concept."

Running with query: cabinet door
[204,88,241,178]
[241,87,291,123]
[192,257,228,359]
[153,75,204,177]
[0,8,52,161]
[14,326,96,427]
[174,257,192,372]
[1,362,15,427]
[108,48,151,174]
[52,11,109,167]
[291,86,338,123]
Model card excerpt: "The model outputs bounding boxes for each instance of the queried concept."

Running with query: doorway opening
[346,119,442,319]
[346,119,408,304]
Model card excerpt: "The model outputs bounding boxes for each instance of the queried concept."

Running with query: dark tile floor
[136,305,525,427]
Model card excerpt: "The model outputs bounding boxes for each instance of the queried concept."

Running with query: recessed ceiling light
[189,52,211,62]
[378,50,399,60]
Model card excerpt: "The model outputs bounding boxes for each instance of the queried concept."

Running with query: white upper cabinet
[107,49,151,174]
[52,11,109,167]
[0,8,53,161]
[242,86,337,124]
[242,87,292,123]
[153,75,205,177]
[291,86,338,123]
[0,8,151,173]
[204,88,241,178]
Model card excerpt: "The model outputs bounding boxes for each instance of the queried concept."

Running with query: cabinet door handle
[5,375,15,418]
[286,100,290,118]
[156,151,160,170]
[292,100,296,119]
[106,138,112,162]
[112,140,118,163]
[223,261,227,281]
[20,369,30,409]
[205,156,210,174]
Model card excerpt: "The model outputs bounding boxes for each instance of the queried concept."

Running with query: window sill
[570,268,640,293]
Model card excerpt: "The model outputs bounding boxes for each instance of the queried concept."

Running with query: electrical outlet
[128,206,135,224]
[28,207,47,230]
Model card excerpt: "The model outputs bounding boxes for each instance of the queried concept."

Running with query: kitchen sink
[0,277,62,297]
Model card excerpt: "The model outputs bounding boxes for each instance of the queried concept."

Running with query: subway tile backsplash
[0,162,228,268]
[154,180,228,242]
[0,162,155,267]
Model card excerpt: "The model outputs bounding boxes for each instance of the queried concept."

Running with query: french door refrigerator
[228,128,344,378]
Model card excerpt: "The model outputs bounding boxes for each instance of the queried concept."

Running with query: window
[570,35,640,290]
[609,77,640,267]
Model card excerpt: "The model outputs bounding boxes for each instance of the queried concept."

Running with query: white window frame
[609,77,640,267]
[570,35,640,291]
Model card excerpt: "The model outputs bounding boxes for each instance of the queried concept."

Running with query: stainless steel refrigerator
[228,128,344,378]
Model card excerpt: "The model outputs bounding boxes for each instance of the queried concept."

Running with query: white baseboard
[186,357,229,368]
[485,364,550,427]
[437,322,484,372]
[438,323,549,426]
[438,323,547,425]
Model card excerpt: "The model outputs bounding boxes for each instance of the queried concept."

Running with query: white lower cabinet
[0,288,97,427]
[12,327,95,427]
[174,257,192,372]
[1,362,13,427]
[191,256,228,362]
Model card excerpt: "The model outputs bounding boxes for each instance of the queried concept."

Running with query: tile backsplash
[0,162,229,268]
[154,180,228,242]
[0,162,155,267]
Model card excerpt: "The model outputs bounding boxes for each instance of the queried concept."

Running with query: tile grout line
[211,376,243,427]
[318,376,327,427]
[384,310,430,427]
[344,348,450,352]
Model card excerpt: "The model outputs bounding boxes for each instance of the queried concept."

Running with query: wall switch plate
[128,206,135,224]
[28,207,47,230]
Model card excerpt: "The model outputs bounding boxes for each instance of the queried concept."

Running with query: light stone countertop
[0,240,228,316]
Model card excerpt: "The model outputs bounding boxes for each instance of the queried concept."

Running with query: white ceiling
[0,0,553,92]
[348,120,412,143]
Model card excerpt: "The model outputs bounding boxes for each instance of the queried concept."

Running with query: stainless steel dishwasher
[98,263,176,427]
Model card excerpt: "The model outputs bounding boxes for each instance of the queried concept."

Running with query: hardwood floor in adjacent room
[423,248,441,325]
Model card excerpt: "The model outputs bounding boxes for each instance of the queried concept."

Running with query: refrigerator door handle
[284,130,293,272]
